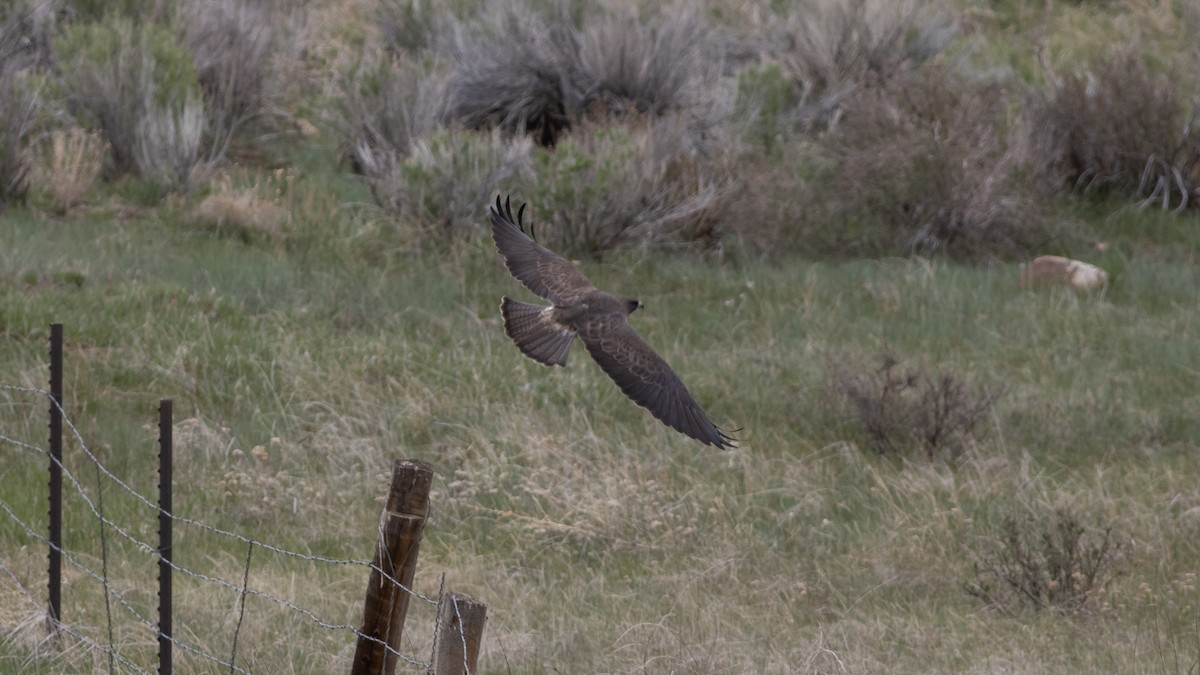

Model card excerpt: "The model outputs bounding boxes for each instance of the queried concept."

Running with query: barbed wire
[451,594,473,675]
[0,559,152,675]
[0,438,434,663]
[0,384,449,673]
[0,498,250,674]
[0,452,434,672]
[0,384,440,606]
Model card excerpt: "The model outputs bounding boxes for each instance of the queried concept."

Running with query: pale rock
[1019,255,1109,290]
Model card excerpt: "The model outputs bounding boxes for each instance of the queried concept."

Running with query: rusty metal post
[157,399,173,675]
[47,323,63,638]
[351,459,433,675]
[431,592,487,675]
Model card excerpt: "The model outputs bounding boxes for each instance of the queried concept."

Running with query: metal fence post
[158,399,173,675]
[47,323,63,639]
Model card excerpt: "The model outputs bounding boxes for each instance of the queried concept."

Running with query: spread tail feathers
[500,297,575,367]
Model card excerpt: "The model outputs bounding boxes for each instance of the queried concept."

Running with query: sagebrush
[1032,51,1200,211]
[829,353,1004,461]
[966,506,1125,613]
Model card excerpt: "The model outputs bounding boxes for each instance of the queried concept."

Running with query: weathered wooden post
[351,459,433,675]
[431,592,487,675]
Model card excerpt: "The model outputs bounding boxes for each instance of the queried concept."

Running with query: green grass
[3,166,1200,671]
[4,0,1200,671]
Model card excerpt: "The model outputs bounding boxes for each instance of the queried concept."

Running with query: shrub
[444,5,580,147]
[339,51,450,176]
[339,3,731,254]
[1031,52,1200,211]
[966,506,1125,613]
[0,69,37,210]
[525,115,735,256]
[55,16,212,189]
[378,0,443,56]
[576,11,712,119]
[136,96,209,190]
[367,129,532,247]
[734,63,799,155]
[829,353,1004,461]
[1,2,55,72]
[181,0,280,139]
[820,68,1051,262]
[0,5,48,210]
[744,0,955,134]
[444,5,714,147]
[720,146,824,257]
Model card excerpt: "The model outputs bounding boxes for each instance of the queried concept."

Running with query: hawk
[489,195,736,448]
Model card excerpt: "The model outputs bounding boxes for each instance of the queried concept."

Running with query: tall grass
[3,195,1200,670]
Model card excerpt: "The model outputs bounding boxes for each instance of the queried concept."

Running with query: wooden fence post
[431,592,487,675]
[351,459,433,675]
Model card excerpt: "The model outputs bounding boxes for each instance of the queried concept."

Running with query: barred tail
[500,297,575,367]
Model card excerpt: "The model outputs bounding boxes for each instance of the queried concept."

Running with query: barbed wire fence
[0,325,487,674]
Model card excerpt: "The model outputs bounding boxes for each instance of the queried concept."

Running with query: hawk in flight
[489,195,735,448]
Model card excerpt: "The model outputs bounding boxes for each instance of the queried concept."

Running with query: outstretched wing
[490,195,595,305]
[579,317,735,449]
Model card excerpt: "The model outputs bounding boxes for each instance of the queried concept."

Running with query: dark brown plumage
[490,195,735,449]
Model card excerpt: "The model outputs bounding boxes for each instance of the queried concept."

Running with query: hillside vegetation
[2,0,1199,673]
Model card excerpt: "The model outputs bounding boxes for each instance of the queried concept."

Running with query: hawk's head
[625,297,643,314]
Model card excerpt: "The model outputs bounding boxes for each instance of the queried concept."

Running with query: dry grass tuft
[191,175,289,243]
[216,439,329,524]
[32,127,107,213]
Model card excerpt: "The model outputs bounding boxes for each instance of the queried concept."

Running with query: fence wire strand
[0,498,251,674]
[451,594,472,675]
[1,560,152,675]
[2,385,438,605]
[0,384,437,672]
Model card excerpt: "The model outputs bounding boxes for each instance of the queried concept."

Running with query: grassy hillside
[2,0,1200,673]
